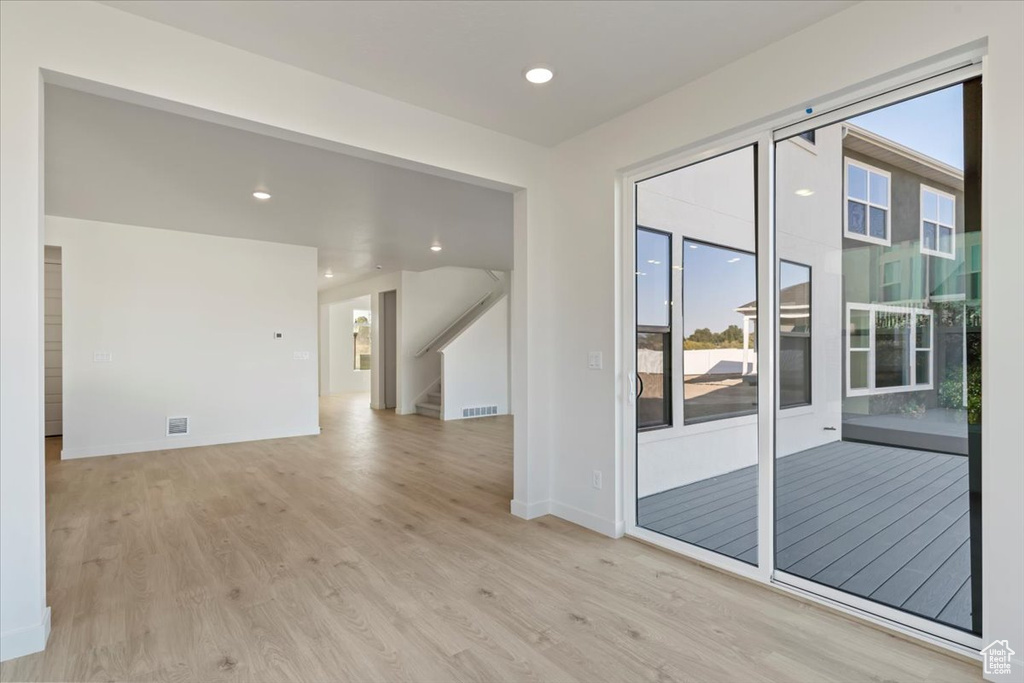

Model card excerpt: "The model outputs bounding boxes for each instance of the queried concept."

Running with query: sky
[847,84,963,169]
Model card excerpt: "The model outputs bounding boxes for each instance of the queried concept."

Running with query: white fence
[638,348,757,376]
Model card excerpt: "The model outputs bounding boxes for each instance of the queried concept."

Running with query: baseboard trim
[60,425,321,459]
[510,498,623,538]
[0,607,50,662]
[510,498,549,519]
[548,500,624,538]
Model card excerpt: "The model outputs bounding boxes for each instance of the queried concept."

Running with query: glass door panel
[635,145,759,565]
[774,81,981,635]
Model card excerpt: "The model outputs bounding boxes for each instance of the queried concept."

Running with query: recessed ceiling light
[794,188,815,197]
[430,245,442,252]
[524,66,554,84]
[324,268,334,278]
[252,190,271,200]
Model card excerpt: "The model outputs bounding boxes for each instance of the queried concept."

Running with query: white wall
[45,216,319,459]
[399,267,499,414]
[327,297,371,395]
[440,294,509,420]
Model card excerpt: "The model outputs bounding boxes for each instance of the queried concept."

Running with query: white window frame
[846,302,934,397]
[920,184,957,260]
[844,158,891,246]
[880,258,902,301]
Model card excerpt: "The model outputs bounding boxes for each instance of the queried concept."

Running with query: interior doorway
[44,246,62,438]
[380,289,397,410]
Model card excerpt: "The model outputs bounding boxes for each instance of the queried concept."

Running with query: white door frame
[619,56,984,656]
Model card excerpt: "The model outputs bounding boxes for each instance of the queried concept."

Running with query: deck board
[637,440,972,632]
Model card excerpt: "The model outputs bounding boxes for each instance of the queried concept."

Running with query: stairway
[416,383,442,419]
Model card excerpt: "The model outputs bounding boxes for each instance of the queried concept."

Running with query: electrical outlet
[592,470,603,490]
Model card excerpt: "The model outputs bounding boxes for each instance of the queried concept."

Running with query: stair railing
[414,293,492,358]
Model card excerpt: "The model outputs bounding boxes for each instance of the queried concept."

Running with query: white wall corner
[0,606,50,663]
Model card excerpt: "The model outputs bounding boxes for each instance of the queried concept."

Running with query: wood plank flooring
[639,441,972,632]
[1,394,981,682]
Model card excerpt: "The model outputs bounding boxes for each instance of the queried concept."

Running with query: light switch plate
[93,352,113,363]
[587,351,603,370]
[293,351,311,361]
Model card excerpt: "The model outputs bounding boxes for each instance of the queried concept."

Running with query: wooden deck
[638,441,972,632]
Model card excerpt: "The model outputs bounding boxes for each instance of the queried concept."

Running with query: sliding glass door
[773,80,982,637]
[634,145,759,566]
[629,69,982,645]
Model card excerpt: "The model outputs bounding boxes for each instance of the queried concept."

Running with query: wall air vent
[462,406,498,418]
[167,416,189,436]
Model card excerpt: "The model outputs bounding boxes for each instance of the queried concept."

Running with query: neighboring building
[840,124,976,454]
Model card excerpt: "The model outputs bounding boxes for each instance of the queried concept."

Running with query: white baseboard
[0,607,50,662]
[510,498,623,539]
[549,500,624,538]
[60,425,321,459]
[510,498,549,519]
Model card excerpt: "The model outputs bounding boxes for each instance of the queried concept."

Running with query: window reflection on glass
[780,262,811,408]
[637,228,672,429]
[875,310,911,388]
[683,240,757,424]
[637,331,670,429]
[637,228,671,328]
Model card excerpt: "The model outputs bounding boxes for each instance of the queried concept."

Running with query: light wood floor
[1,394,981,682]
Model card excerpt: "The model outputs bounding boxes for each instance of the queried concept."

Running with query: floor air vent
[167,416,189,436]
[463,406,498,418]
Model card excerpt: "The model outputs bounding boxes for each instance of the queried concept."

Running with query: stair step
[427,392,442,402]
[416,402,441,419]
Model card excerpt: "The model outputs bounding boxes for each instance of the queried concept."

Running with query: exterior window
[881,260,902,301]
[845,158,891,245]
[779,262,811,408]
[846,303,933,396]
[683,240,757,424]
[920,185,956,259]
[968,241,981,298]
[636,227,672,429]
[353,310,371,370]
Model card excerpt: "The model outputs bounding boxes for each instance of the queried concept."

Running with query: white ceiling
[44,85,513,288]
[100,0,855,146]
